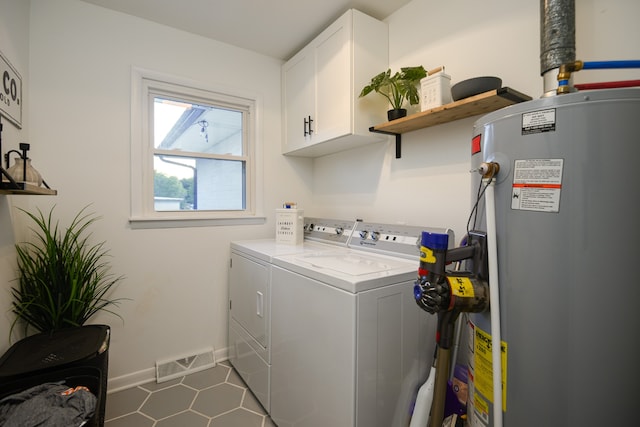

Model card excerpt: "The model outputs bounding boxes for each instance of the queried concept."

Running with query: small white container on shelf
[276,205,304,245]
[420,67,453,111]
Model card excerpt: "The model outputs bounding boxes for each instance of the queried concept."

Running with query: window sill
[129,215,266,229]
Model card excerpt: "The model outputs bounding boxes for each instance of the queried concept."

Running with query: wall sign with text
[0,50,23,128]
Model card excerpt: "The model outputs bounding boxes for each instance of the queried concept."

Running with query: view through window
[152,95,247,212]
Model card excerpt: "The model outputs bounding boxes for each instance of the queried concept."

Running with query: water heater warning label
[511,159,563,212]
[468,323,507,416]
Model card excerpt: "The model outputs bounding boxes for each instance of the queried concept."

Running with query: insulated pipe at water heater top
[540,0,576,94]
[540,0,575,73]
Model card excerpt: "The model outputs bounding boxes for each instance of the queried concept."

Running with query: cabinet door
[229,253,269,348]
[356,281,435,427]
[281,9,388,157]
[282,50,315,152]
[314,13,351,143]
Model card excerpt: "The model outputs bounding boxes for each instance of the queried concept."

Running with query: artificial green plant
[10,205,125,335]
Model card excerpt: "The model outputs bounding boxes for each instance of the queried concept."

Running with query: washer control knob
[359,230,369,239]
[371,231,380,241]
[335,227,344,236]
[308,224,315,231]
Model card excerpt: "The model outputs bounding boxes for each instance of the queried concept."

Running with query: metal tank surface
[467,88,640,427]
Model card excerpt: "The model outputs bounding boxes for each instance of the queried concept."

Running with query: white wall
[10,0,313,389]
[0,0,31,350]
[311,0,640,243]
[2,0,639,391]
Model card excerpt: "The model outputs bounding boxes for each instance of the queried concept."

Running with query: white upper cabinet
[282,9,389,157]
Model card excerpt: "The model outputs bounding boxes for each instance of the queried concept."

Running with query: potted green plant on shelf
[359,65,427,121]
[10,205,125,335]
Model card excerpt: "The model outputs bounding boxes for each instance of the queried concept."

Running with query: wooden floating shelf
[369,87,532,157]
[0,182,57,195]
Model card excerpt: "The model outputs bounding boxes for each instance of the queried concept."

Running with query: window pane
[196,158,246,210]
[154,155,194,211]
[153,96,243,156]
[154,155,245,211]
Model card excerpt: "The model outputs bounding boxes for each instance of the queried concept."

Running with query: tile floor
[105,361,275,427]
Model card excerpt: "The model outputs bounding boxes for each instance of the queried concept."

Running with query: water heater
[467,88,640,427]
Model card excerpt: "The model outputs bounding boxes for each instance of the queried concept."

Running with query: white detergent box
[276,208,304,245]
[420,71,453,111]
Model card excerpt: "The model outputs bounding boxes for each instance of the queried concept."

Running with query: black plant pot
[387,108,407,121]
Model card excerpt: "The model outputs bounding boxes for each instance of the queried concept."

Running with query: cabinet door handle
[256,291,264,318]
[304,116,314,136]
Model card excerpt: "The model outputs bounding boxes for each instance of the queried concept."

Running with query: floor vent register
[155,348,216,383]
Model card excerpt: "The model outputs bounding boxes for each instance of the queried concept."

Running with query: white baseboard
[107,367,156,394]
[107,346,229,393]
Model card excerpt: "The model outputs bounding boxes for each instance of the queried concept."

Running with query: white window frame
[130,67,264,229]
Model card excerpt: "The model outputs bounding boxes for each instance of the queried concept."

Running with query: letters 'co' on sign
[0,50,22,128]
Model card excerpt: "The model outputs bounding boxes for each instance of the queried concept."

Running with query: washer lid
[273,249,418,293]
[295,251,408,276]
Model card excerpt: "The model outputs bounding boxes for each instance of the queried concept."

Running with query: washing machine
[228,218,356,412]
[269,221,454,427]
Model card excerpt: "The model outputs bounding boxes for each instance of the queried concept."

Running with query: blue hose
[557,60,640,94]
[582,60,640,70]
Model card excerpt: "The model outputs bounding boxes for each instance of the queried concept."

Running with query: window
[130,68,264,228]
